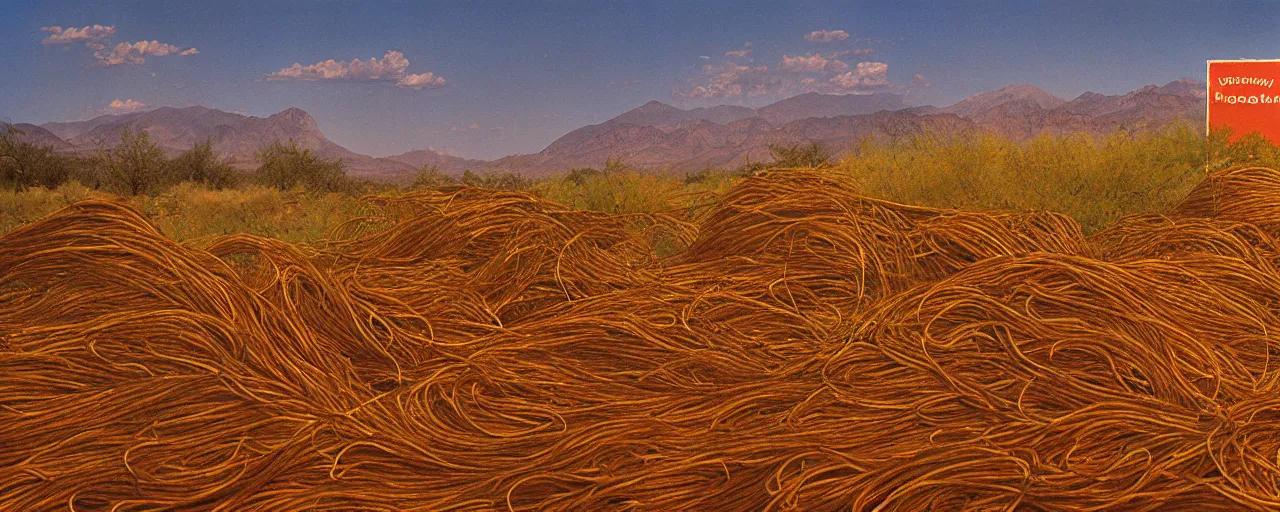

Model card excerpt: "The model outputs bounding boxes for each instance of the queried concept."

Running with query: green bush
[835,120,1279,233]
[96,126,170,196]
[252,140,350,193]
[766,141,832,168]
[533,158,683,215]
[0,125,80,191]
[410,164,457,190]
[168,139,241,189]
[460,169,532,190]
[566,167,602,186]
[10,121,1280,248]
[135,183,362,245]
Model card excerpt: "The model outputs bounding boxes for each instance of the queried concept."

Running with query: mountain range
[34,106,419,178]
[4,79,1207,181]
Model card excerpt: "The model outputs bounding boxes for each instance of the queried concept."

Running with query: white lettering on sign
[1218,76,1276,88]
[1214,91,1280,104]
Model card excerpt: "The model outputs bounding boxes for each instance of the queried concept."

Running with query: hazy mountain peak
[18,79,1209,184]
[0,122,75,151]
[611,101,688,127]
[1155,78,1207,99]
[756,92,907,125]
[268,107,319,131]
[385,147,486,171]
[944,84,1065,117]
[686,104,758,125]
[998,84,1045,93]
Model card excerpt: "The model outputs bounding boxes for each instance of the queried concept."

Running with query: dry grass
[3,168,1280,510]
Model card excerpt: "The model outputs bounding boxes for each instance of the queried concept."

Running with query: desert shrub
[168,139,241,189]
[0,180,103,233]
[1208,128,1280,169]
[96,126,170,196]
[732,141,833,175]
[682,167,720,185]
[133,183,361,244]
[766,140,832,168]
[0,125,80,191]
[534,158,682,215]
[410,164,457,190]
[460,169,532,190]
[252,140,350,193]
[834,120,1280,233]
[566,167,602,186]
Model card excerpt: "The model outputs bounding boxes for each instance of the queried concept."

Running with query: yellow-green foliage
[837,122,1272,233]
[4,124,1279,243]
[0,181,361,246]
[528,162,746,257]
[253,140,350,193]
[0,181,104,234]
[134,182,362,246]
[532,160,745,217]
[533,168,683,214]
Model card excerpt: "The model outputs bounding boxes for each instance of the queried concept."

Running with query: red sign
[1207,60,1280,142]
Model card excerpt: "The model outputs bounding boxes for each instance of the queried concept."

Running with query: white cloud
[826,62,890,91]
[103,98,150,114]
[39,25,195,67]
[41,25,115,44]
[675,62,779,99]
[826,48,875,59]
[396,72,446,90]
[725,42,753,58]
[678,55,900,99]
[267,50,445,89]
[780,53,849,73]
[92,40,198,66]
[448,122,495,133]
[268,51,407,80]
[805,29,851,43]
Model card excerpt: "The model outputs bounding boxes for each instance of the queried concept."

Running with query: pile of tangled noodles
[3,168,1280,510]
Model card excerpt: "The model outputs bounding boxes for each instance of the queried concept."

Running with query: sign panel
[1207,60,1280,142]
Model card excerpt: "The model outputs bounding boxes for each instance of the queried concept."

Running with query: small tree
[461,169,531,190]
[566,167,601,186]
[460,169,479,186]
[602,155,631,174]
[168,138,239,189]
[98,126,168,195]
[767,141,832,168]
[0,125,66,191]
[253,140,348,192]
[411,164,456,189]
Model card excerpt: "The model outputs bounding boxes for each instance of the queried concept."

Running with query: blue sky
[0,1,1276,159]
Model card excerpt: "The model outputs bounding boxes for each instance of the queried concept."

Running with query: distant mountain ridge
[1,123,76,152]
[9,79,1207,182]
[966,80,1206,140]
[757,92,909,125]
[384,148,487,172]
[542,92,907,163]
[35,106,415,179]
[479,80,1204,177]
[942,84,1067,118]
[486,111,974,174]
